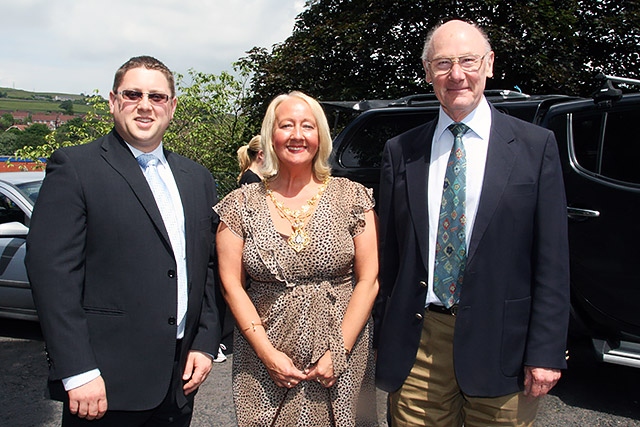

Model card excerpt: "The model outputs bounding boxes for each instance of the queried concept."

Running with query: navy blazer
[26,130,220,410]
[374,107,570,397]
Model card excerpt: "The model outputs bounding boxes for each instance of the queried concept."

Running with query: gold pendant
[288,227,310,252]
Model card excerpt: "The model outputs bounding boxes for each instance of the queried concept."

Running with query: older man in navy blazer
[26,56,220,426]
[374,20,570,426]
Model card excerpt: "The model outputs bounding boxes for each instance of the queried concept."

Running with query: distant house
[2,111,30,123]
[0,110,80,130]
[5,124,28,131]
[32,113,77,130]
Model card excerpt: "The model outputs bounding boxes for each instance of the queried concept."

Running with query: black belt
[427,304,458,316]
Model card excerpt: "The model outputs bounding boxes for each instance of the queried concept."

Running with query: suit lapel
[405,122,436,267]
[99,131,173,249]
[467,109,517,263]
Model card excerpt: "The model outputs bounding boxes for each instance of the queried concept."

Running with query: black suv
[328,76,640,369]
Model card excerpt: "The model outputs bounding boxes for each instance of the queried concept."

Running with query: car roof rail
[592,73,625,106]
[388,89,530,107]
[387,94,439,106]
[599,74,640,87]
[483,89,531,100]
[320,100,396,112]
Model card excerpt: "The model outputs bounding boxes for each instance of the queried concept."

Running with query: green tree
[165,67,250,196]
[240,0,640,133]
[0,113,14,131]
[17,123,51,148]
[0,129,21,155]
[59,99,74,114]
[13,92,111,170]
[14,71,249,192]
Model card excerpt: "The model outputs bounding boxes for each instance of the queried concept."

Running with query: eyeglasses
[117,90,171,105]
[427,53,490,76]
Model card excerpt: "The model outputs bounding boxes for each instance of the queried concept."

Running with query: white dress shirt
[425,98,492,306]
[129,142,188,338]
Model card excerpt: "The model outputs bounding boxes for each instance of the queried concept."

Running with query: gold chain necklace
[264,177,330,252]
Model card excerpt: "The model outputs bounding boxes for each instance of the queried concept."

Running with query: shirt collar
[126,142,167,165]
[435,96,492,141]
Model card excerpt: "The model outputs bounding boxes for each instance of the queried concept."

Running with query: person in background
[374,19,570,426]
[237,134,264,185]
[213,134,266,364]
[215,91,379,426]
[25,55,220,426]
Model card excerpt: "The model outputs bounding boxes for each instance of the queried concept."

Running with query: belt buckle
[450,304,459,317]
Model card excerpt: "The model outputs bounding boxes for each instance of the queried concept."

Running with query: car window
[0,192,26,226]
[564,106,640,186]
[339,111,437,168]
[15,181,42,204]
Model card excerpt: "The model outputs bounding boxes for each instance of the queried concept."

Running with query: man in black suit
[26,56,220,426]
[374,20,570,426]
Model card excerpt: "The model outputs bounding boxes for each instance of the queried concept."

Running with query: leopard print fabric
[214,177,378,427]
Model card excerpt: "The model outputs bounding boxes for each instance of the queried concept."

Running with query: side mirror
[0,221,29,237]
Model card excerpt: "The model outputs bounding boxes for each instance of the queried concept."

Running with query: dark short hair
[112,56,175,97]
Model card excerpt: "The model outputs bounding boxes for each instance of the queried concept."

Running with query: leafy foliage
[0,130,21,155]
[12,73,250,195]
[59,99,74,114]
[13,93,113,169]
[0,113,14,131]
[240,0,640,133]
[165,67,250,196]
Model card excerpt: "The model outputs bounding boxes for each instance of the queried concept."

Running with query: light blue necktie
[137,154,188,328]
[433,123,469,308]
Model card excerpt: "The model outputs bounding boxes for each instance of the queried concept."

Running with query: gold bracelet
[242,320,263,332]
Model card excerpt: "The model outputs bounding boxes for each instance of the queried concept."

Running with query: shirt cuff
[62,369,101,391]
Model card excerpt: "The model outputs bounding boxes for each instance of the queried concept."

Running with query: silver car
[0,171,44,321]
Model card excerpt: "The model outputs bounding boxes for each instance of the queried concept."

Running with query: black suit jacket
[25,130,220,410]
[374,107,570,397]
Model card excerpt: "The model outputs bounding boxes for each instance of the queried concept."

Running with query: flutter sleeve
[213,188,246,239]
[347,180,375,238]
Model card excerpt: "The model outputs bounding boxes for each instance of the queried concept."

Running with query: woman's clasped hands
[264,349,336,389]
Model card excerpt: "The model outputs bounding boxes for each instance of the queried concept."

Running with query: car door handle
[567,207,600,221]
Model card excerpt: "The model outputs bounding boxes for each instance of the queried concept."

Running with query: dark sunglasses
[117,90,171,104]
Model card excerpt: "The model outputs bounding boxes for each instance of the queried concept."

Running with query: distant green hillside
[0,87,97,114]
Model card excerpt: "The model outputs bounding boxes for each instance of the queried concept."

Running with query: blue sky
[1,0,304,96]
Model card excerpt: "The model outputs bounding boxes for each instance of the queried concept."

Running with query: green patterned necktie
[433,123,469,308]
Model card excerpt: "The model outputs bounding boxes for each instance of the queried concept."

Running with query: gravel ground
[1,320,639,426]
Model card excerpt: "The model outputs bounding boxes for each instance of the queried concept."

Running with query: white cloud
[0,0,304,96]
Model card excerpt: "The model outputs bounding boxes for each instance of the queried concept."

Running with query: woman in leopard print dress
[215,91,378,427]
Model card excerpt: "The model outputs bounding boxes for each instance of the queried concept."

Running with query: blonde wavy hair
[260,91,332,181]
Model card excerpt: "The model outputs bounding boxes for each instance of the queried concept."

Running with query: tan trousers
[389,310,539,427]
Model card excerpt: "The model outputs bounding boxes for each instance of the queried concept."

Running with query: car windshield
[15,181,42,205]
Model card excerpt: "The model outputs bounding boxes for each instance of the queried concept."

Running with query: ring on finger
[287,381,291,387]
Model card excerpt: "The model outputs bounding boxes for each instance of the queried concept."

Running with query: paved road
[1,319,639,426]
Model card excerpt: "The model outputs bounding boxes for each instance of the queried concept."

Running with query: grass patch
[0,99,91,114]
[0,86,94,114]
[0,87,86,101]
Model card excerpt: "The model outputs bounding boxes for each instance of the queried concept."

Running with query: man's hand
[182,350,213,395]
[523,366,561,398]
[67,376,108,420]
